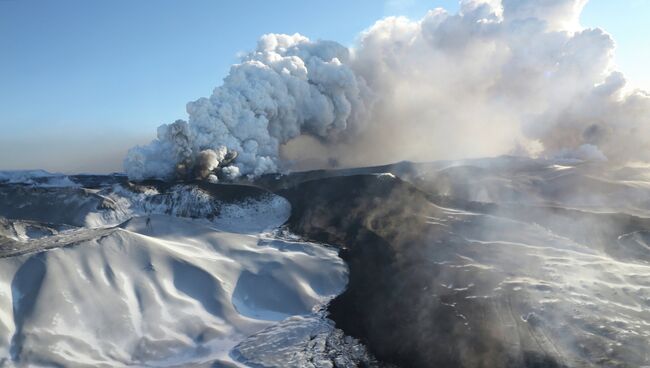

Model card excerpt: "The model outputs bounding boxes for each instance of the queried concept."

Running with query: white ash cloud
[125,0,650,180]
[125,34,372,180]
[332,0,650,168]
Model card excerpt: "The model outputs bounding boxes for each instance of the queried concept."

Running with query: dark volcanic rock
[0,186,114,227]
[279,174,570,368]
[275,164,650,368]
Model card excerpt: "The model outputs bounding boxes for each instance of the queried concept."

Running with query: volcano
[1,156,650,367]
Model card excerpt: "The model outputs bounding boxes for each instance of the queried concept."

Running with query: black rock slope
[278,173,650,368]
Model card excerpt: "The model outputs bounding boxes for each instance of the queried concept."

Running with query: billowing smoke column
[124,34,372,181]
[344,0,650,166]
[125,0,650,181]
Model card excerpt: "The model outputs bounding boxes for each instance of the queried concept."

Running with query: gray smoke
[125,0,650,180]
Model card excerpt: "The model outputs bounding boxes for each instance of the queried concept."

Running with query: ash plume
[125,0,650,181]
[125,34,372,180]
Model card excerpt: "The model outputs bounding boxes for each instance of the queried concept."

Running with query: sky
[0,0,649,173]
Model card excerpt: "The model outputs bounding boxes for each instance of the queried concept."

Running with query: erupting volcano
[2,0,650,367]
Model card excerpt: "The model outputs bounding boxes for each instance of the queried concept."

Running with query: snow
[0,181,291,232]
[0,170,78,188]
[95,184,291,232]
[0,178,351,366]
[0,214,347,366]
[232,314,377,368]
[5,157,650,366]
[424,207,650,365]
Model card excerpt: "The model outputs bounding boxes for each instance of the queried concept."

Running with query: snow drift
[0,215,348,366]
[0,179,358,367]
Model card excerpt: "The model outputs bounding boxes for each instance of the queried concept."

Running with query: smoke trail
[125,0,650,180]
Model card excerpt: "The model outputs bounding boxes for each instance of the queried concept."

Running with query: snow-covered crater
[0,178,370,367]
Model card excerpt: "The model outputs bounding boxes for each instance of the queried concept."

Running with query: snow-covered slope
[0,215,347,367]
[0,181,290,231]
[0,170,77,188]
[0,179,373,367]
[5,157,650,367]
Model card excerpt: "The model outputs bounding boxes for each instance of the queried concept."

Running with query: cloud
[125,34,372,180]
[125,0,650,180]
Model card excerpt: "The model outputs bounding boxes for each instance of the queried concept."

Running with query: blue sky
[1,0,648,173]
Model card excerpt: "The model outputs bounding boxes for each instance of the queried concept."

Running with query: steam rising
[125,34,372,180]
[125,0,650,180]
